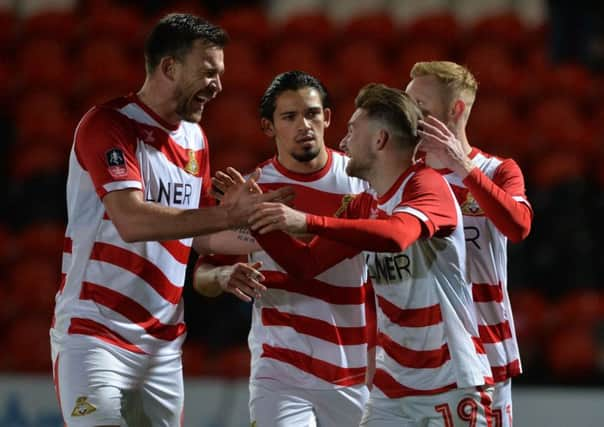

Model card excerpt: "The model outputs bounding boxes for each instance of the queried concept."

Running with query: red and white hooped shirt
[51,94,212,356]
[247,149,376,390]
[255,162,493,398]
[442,148,533,382]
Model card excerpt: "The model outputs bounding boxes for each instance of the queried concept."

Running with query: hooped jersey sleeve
[463,158,533,242]
[394,167,458,239]
[74,107,142,199]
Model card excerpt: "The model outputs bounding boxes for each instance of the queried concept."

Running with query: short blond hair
[410,61,478,107]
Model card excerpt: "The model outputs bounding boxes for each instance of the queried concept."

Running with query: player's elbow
[113,220,147,243]
[508,223,531,243]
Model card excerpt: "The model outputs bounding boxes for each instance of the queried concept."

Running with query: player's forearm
[193,229,261,255]
[106,196,238,243]
[255,231,357,279]
[305,213,423,252]
[192,262,224,297]
[463,168,532,242]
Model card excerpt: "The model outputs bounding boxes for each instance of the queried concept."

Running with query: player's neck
[278,149,328,175]
[371,153,413,197]
[137,80,180,127]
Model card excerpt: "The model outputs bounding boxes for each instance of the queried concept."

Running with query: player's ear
[160,56,178,82]
[323,107,332,128]
[261,118,275,138]
[375,128,389,151]
[450,99,465,122]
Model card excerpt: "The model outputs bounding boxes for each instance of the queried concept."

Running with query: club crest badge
[71,396,96,417]
[106,148,127,178]
[460,192,484,216]
[184,149,199,175]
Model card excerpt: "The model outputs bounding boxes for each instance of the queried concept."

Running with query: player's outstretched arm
[193,228,261,256]
[103,172,293,243]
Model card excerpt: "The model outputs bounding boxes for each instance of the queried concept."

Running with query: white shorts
[492,379,513,427]
[249,379,369,427]
[51,334,183,427]
[360,386,494,427]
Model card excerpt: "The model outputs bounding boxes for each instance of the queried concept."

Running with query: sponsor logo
[71,396,96,417]
[184,149,199,175]
[366,252,411,284]
[106,148,127,178]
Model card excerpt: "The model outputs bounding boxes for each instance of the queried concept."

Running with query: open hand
[217,261,266,302]
[418,116,473,177]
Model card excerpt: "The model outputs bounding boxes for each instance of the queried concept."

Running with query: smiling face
[263,87,331,169]
[173,40,224,123]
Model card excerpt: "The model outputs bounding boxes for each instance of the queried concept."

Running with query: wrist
[453,158,474,179]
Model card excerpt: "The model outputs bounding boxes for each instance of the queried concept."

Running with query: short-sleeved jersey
[51,94,212,356]
[443,148,530,382]
[343,164,492,398]
[248,149,374,389]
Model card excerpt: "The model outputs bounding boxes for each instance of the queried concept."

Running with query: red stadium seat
[4,314,53,372]
[212,345,250,378]
[403,12,461,48]
[551,290,604,328]
[218,7,271,45]
[467,96,528,159]
[0,9,17,49]
[530,96,593,155]
[275,12,334,47]
[18,39,72,95]
[547,325,597,379]
[540,64,595,104]
[467,12,528,50]
[393,41,453,87]
[462,41,520,98]
[82,5,145,48]
[151,0,207,21]
[269,40,325,80]
[17,222,65,261]
[509,289,550,344]
[77,38,140,91]
[9,142,69,181]
[182,341,208,377]
[202,92,264,153]
[220,40,268,99]
[7,255,61,314]
[0,225,14,263]
[341,13,396,46]
[15,90,75,149]
[330,40,391,95]
[532,151,588,189]
[22,10,80,44]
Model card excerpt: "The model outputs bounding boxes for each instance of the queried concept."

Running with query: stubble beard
[292,146,321,163]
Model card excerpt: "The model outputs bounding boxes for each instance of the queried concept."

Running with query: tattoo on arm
[236,228,257,244]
